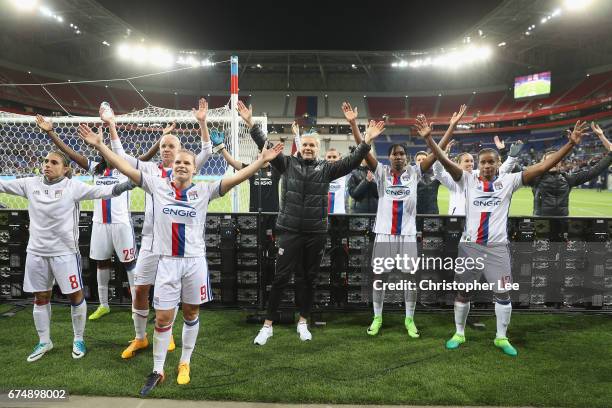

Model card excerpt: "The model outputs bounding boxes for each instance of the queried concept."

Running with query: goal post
[0,78,266,212]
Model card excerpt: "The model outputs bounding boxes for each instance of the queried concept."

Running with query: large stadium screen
[514,71,551,99]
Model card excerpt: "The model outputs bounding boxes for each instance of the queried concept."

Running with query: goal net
[0,103,267,212]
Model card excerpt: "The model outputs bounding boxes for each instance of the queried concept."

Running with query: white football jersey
[89,161,131,225]
[0,177,117,256]
[372,163,421,236]
[433,161,465,216]
[110,139,212,250]
[327,175,347,214]
[458,171,523,244]
[433,156,520,216]
[140,173,222,257]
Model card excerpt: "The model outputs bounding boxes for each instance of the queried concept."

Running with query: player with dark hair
[418,117,590,356]
[0,147,134,362]
[35,113,163,320]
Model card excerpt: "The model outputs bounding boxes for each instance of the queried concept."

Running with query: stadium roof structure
[1,0,612,93]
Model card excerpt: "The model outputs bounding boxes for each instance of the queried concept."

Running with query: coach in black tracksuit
[237,103,374,335]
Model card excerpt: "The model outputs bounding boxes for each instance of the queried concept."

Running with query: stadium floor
[18,395,537,408]
[2,305,611,407]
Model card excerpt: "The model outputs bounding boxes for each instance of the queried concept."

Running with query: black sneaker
[139,371,164,396]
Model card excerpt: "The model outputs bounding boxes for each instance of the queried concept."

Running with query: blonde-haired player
[79,122,283,394]
[104,99,213,358]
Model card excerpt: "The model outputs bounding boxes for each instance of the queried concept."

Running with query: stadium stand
[466,90,506,115]
[366,97,405,119]
[408,95,437,117]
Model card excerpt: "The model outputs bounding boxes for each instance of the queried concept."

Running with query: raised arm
[137,122,175,162]
[567,148,612,187]
[416,115,463,181]
[101,105,140,168]
[419,104,467,173]
[78,124,142,185]
[237,100,287,173]
[499,140,524,175]
[326,121,379,181]
[192,98,212,171]
[220,148,245,171]
[342,101,378,170]
[36,115,88,170]
[522,121,588,185]
[219,143,284,196]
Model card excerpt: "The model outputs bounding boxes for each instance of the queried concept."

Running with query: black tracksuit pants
[266,231,326,321]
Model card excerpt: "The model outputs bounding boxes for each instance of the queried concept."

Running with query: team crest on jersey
[188,190,199,200]
[33,190,40,195]
[55,190,63,198]
[401,173,411,182]
[494,181,503,190]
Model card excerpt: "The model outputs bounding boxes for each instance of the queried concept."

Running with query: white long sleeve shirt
[0,177,117,256]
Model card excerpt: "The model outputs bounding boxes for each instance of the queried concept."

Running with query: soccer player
[342,102,464,337]
[0,150,134,362]
[433,138,523,215]
[325,148,348,214]
[104,99,213,359]
[238,101,379,346]
[417,117,590,356]
[78,123,283,394]
[34,113,164,320]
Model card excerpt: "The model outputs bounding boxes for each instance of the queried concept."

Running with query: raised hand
[493,135,505,149]
[291,121,300,136]
[259,142,284,162]
[591,122,611,151]
[342,102,358,122]
[509,140,524,157]
[35,115,53,133]
[236,100,254,127]
[77,123,103,147]
[569,120,589,146]
[445,139,456,155]
[163,121,177,135]
[450,104,467,127]
[192,98,208,123]
[366,170,374,182]
[364,120,385,144]
[415,114,432,138]
[99,103,115,125]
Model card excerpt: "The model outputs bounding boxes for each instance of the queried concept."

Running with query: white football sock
[495,302,512,339]
[71,299,87,341]
[33,302,51,344]
[96,267,111,308]
[132,308,149,340]
[153,324,172,373]
[454,301,470,336]
[404,287,417,318]
[180,317,200,364]
[125,263,136,299]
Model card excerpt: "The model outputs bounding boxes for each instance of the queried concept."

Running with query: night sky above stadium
[97,0,504,51]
